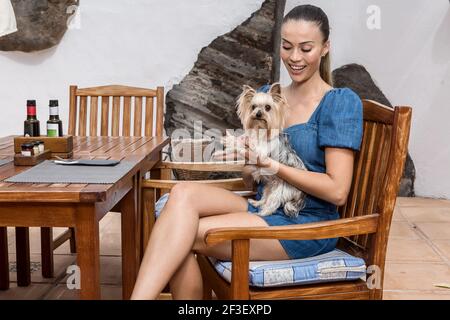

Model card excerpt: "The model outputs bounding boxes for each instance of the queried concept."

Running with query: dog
[216,83,307,217]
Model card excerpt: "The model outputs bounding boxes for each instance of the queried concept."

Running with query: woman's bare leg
[131,182,248,300]
[169,212,289,300]
[169,253,203,300]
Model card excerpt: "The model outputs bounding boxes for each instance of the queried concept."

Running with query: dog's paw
[248,199,262,207]
[256,209,274,217]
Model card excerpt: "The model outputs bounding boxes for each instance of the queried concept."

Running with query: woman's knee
[169,182,199,206]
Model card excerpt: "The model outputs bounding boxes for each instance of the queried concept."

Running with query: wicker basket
[169,138,215,181]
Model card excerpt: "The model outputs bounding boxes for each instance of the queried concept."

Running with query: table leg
[41,227,54,278]
[15,227,30,287]
[0,227,9,290]
[75,204,100,300]
[121,178,139,300]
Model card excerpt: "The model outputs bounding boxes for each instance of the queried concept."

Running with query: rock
[0,0,79,52]
[164,0,286,138]
[333,63,415,197]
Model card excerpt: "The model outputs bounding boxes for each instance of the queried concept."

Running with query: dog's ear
[241,85,256,100]
[269,83,281,96]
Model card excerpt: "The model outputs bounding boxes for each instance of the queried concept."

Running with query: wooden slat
[342,121,368,220]
[231,239,250,300]
[101,96,110,136]
[353,122,377,244]
[68,86,78,136]
[76,85,157,97]
[78,96,88,136]
[362,100,394,124]
[123,96,132,136]
[145,97,154,136]
[249,280,369,300]
[156,161,244,172]
[112,97,120,137]
[155,87,164,136]
[205,214,379,245]
[143,177,248,191]
[134,97,143,136]
[89,96,99,136]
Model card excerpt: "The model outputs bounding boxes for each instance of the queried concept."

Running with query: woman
[131,4,363,300]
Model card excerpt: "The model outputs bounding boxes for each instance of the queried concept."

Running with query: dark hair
[283,5,332,85]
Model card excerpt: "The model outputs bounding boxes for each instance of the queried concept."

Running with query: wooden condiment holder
[14,135,73,159]
[14,150,51,166]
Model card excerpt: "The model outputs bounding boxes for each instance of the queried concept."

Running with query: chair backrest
[337,99,412,297]
[68,85,164,137]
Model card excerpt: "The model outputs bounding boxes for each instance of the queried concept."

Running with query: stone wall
[164,0,286,137]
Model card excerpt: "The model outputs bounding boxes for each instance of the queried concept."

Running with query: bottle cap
[27,100,36,106]
[49,100,59,107]
[21,143,34,149]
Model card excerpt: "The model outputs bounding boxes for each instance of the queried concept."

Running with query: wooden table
[0,135,169,299]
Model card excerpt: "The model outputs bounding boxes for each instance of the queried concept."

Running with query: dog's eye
[251,105,256,110]
[265,105,271,111]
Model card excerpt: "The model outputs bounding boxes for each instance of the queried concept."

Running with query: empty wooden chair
[142,100,412,299]
[40,84,165,278]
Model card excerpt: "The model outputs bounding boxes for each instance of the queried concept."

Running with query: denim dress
[248,85,363,259]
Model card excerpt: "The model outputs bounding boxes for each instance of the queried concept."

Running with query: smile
[289,64,307,72]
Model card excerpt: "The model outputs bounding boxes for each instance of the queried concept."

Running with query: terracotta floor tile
[7,227,70,255]
[396,197,450,208]
[433,240,450,261]
[389,222,420,240]
[44,284,123,300]
[58,256,122,286]
[392,206,405,222]
[386,239,443,262]
[100,231,121,256]
[384,262,450,291]
[0,283,52,300]
[401,207,450,223]
[8,254,76,284]
[383,290,450,300]
[415,222,450,240]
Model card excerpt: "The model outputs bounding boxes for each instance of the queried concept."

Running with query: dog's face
[236,83,287,132]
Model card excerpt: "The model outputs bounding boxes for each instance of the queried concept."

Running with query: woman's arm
[245,147,355,206]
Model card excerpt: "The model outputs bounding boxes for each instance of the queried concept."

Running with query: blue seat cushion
[210,249,366,288]
[155,193,366,287]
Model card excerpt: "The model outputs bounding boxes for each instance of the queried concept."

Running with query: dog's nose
[256,110,262,118]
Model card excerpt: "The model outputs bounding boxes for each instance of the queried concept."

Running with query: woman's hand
[239,139,279,173]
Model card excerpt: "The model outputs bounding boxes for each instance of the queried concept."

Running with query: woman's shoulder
[321,87,362,117]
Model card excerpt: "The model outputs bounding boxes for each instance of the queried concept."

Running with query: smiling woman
[280,4,332,86]
[131,4,363,300]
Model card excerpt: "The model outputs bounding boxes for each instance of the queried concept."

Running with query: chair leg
[40,227,54,278]
[0,227,10,290]
[202,280,213,300]
[69,227,76,253]
[15,227,31,287]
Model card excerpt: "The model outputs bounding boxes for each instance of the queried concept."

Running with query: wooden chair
[38,84,165,278]
[142,100,412,300]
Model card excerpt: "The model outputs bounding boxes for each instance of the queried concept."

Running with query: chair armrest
[204,214,379,245]
[142,177,250,191]
[155,161,245,172]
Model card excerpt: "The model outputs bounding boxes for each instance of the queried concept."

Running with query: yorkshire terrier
[216,83,307,217]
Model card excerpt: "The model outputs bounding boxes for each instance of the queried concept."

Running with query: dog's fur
[224,83,307,217]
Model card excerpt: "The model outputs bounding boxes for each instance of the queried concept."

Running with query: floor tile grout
[399,209,450,266]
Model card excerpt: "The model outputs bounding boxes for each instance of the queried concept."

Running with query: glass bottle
[47,100,63,137]
[24,100,40,137]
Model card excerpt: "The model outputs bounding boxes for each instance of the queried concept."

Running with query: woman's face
[280,19,330,84]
